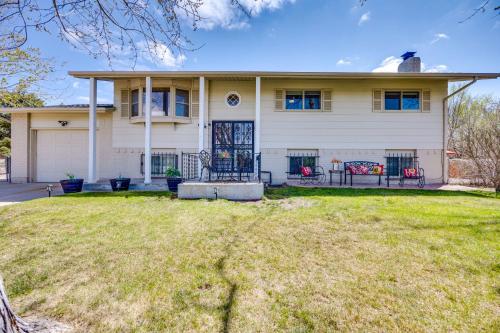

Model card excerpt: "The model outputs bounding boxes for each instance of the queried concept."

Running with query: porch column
[198,76,205,178]
[255,77,261,176]
[88,77,97,183]
[144,76,152,184]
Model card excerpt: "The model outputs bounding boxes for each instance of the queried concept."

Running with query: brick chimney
[398,51,421,72]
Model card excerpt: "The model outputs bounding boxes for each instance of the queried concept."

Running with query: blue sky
[27,0,499,105]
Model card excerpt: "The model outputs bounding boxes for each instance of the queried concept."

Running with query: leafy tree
[0,90,43,157]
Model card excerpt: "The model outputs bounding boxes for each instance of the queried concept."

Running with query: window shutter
[275,89,284,111]
[422,89,431,112]
[120,89,130,118]
[191,89,199,117]
[373,89,382,112]
[322,90,332,111]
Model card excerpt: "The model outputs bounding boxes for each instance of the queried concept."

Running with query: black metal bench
[344,161,382,186]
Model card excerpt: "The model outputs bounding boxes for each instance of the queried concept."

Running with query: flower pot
[59,179,84,193]
[167,177,183,192]
[110,178,131,191]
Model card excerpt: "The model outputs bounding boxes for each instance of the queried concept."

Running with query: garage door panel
[36,130,88,182]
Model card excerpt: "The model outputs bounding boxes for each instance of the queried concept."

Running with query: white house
[3,55,499,187]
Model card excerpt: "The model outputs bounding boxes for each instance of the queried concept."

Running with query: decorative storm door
[212,121,254,172]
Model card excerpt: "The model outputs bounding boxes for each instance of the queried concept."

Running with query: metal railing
[181,150,262,182]
[385,152,419,186]
[140,153,178,177]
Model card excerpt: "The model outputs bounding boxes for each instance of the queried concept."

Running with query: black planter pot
[60,179,84,194]
[167,177,183,192]
[110,178,131,191]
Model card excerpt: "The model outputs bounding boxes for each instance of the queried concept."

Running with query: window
[384,91,420,112]
[176,89,190,117]
[143,88,169,116]
[131,89,139,117]
[226,92,240,107]
[287,152,318,178]
[285,90,321,110]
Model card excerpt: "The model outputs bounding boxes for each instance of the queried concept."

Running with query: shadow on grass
[265,186,497,200]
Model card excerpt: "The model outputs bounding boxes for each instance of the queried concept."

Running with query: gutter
[441,76,478,183]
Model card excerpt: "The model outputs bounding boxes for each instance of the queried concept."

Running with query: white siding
[261,79,447,150]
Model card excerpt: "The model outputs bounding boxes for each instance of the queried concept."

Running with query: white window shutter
[322,90,332,111]
[120,89,130,118]
[422,89,431,112]
[191,89,199,117]
[373,89,382,112]
[275,89,284,111]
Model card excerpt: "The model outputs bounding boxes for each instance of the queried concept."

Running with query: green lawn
[0,188,499,332]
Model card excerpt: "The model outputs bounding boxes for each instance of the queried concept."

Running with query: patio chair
[399,161,425,188]
[199,150,212,181]
[299,165,326,185]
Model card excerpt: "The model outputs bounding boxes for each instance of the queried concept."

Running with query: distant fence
[0,156,11,182]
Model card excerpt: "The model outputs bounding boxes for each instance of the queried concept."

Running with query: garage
[35,130,88,182]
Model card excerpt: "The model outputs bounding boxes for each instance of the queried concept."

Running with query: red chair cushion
[300,166,313,177]
[404,168,418,177]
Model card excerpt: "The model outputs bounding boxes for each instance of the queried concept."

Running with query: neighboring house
[2,54,499,185]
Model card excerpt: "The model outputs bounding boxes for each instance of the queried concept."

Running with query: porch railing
[140,153,178,177]
[181,151,262,182]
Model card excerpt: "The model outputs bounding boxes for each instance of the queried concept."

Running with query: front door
[212,121,254,172]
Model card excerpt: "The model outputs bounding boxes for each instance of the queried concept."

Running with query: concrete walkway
[0,182,63,206]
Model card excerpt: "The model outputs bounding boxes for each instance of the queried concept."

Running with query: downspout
[441,76,478,183]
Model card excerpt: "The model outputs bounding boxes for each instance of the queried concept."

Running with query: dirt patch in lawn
[276,197,315,210]
[25,317,72,333]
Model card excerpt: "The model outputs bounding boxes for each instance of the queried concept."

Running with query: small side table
[329,169,344,186]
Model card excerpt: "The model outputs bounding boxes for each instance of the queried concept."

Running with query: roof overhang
[68,70,500,82]
[0,106,115,114]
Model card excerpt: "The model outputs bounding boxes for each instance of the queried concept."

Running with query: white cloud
[72,81,80,88]
[77,96,113,104]
[196,0,295,30]
[423,64,448,73]
[136,41,186,69]
[372,56,402,72]
[336,58,352,66]
[372,56,448,73]
[430,33,449,44]
[358,12,370,26]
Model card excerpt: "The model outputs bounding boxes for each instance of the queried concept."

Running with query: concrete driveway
[0,182,63,206]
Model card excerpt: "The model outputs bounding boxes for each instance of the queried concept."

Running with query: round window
[226,92,241,107]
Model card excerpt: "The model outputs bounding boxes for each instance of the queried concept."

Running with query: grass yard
[0,188,499,332]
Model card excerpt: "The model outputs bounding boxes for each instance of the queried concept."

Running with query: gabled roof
[68,70,500,82]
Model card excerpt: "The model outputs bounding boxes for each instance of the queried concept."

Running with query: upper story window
[131,89,139,117]
[175,89,189,117]
[226,92,241,107]
[143,88,170,116]
[384,91,420,112]
[286,90,321,110]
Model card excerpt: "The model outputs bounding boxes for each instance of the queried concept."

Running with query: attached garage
[35,129,88,182]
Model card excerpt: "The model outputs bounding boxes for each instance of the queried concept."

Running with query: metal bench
[344,161,382,186]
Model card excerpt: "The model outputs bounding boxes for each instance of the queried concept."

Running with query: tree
[0,0,252,67]
[448,89,500,191]
[0,42,55,91]
[0,90,44,157]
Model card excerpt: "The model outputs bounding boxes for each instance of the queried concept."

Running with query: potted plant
[109,174,131,191]
[331,158,343,171]
[165,167,182,192]
[59,173,84,193]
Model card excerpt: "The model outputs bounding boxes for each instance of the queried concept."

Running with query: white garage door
[36,130,88,182]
